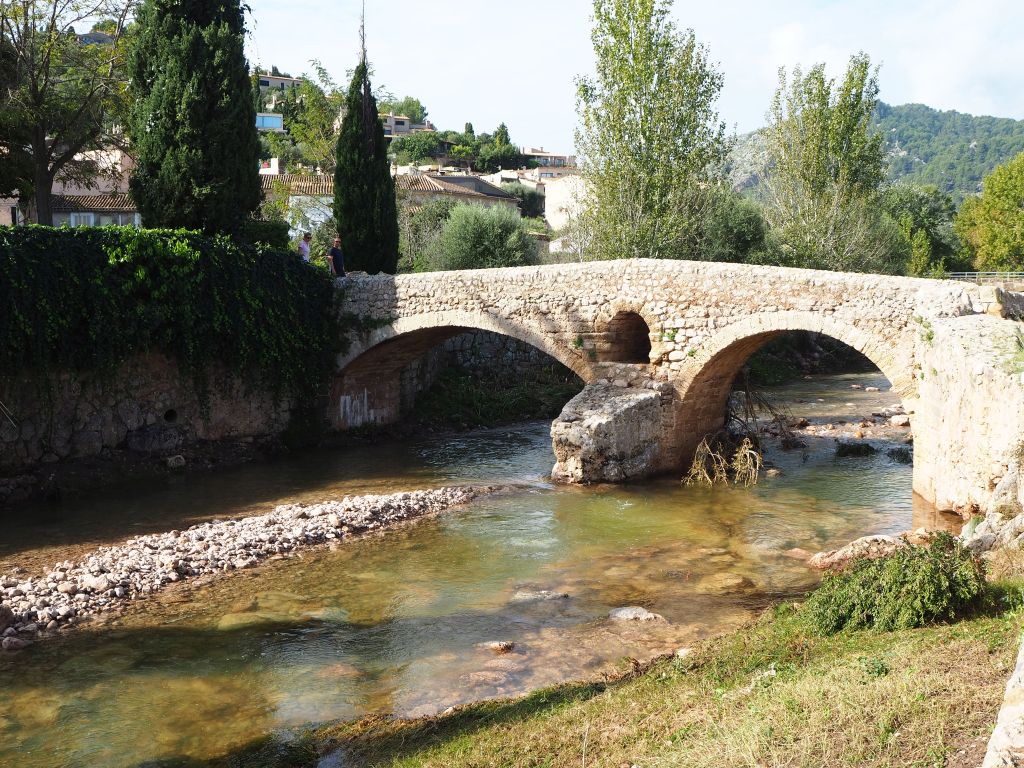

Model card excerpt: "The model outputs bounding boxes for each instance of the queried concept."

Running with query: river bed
[0,372,958,767]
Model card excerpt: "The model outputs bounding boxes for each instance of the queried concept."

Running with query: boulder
[809,535,906,570]
[608,606,666,622]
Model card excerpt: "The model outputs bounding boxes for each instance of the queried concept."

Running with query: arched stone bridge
[335,259,1024,514]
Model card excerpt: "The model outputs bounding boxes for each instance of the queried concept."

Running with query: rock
[2,636,30,651]
[56,581,78,595]
[0,605,14,632]
[766,468,783,478]
[865,386,880,392]
[608,606,666,622]
[889,415,911,427]
[165,454,186,470]
[835,440,877,458]
[675,647,692,659]
[808,535,907,570]
[478,641,515,654]
[694,573,754,594]
[510,589,570,603]
[82,574,112,592]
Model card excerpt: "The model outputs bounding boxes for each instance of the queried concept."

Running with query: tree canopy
[379,95,427,124]
[954,151,1024,272]
[575,0,730,260]
[0,0,132,223]
[128,0,260,233]
[759,53,902,273]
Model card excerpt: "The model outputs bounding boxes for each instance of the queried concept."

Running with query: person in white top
[298,232,311,262]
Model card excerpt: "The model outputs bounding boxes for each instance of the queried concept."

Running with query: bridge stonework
[336,259,1024,514]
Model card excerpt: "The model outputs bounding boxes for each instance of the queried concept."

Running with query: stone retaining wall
[0,354,291,477]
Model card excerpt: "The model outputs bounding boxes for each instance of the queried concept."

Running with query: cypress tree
[333,33,399,274]
[128,0,261,234]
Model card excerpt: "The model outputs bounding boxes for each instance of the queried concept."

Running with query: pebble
[0,486,492,648]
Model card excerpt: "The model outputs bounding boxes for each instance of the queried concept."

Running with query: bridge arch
[672,311,918,461]
[330,310,591,429]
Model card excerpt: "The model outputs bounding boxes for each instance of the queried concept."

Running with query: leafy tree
[449,144,475,168]
[464,122,475,139]
[270,62,345,174]
[129,0,260,233]
[760,53,900,274]
[879,183,961,275]
[333,37,399,274]
[703,192,769,263]
[0,0,132,224]
[416,204,538,272]
[501,182,545,218]
[575,0,730,261]
[379,95,427,124]
[493,122,511,147]
[399,196,456,271]
[478,142,525,173]
[391,131,442,164]
[954,151,1024,271]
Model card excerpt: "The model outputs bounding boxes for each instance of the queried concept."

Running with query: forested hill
[877,102,1024,201]
[729,102,1024,202]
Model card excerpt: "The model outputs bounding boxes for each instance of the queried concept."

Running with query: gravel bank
[0,485,491,651]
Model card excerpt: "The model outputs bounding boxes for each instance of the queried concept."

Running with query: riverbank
[301,601,1021,768]
[0,485,493,651]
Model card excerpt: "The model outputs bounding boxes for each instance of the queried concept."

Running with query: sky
[245,0,1024,154]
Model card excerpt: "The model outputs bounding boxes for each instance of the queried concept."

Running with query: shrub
[0,225,337,400]
[501,182,545,218]
[415,204,538,272]
[241,218,291,249]
[805,532,987,635]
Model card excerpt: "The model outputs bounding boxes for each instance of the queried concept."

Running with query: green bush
[805,533,987,635]
[0,225,338,399]
[241,218,292,249]
[501,182,545,218]
[415,204,538,272]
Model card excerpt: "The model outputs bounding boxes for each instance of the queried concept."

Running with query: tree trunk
[33,162,54,226]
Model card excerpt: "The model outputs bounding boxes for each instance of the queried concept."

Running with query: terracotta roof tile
[51,194,136,212]
[261,174,334,196]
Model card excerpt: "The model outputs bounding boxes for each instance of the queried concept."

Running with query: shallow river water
[0,373,958,767]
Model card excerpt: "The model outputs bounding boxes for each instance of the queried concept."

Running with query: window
[255,113,284,131]
[395,120,405,126]
[259,79,269,87]
[69,212,96,227]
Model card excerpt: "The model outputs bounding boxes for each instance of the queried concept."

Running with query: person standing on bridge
[298,232,312,262]
[328,236,346,279]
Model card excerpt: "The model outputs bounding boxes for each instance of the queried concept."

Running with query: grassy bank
[304,602,1020,768]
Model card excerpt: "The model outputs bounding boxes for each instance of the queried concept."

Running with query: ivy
[0,226,339,403]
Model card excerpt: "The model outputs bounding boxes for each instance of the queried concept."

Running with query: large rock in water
[550,383,663,484]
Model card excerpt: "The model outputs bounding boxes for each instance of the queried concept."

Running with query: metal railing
[948,272,1024,287]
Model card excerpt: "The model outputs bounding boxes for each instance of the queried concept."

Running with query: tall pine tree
[128,0,260,234]
[333,27,399,274]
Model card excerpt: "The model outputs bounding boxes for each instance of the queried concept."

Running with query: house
[481,169,545,193]
[256,73,303,91]
[520,147,578,180]
[260,174,334,233]
[380,113,437,139]
[543,175,588,232]
[401,174,518,209]
[51,194,139,227]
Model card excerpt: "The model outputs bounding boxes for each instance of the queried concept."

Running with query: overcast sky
[245,0,1024,153]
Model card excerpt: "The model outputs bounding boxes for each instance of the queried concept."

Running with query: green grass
[307,601,1021,768]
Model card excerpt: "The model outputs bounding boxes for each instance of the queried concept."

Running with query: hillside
[728,102,1024,202]
[878,102,1024,200]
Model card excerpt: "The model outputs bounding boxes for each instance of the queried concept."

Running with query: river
[0,372,959,767]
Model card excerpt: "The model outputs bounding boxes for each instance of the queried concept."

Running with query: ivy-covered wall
[0,226,338,472]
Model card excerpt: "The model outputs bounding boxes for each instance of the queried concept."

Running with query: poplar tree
[575,0,729,261]
[760,53,900,273]
[128,0,260,234]
[333,28,399,274]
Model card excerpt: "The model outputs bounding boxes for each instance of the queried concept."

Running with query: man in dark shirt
[327,236,346,278]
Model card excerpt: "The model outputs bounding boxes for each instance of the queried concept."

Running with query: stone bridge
[335,259,1024,514]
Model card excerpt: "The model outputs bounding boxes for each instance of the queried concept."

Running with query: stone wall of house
[334,259,1024,510]
[0,354,292,477]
